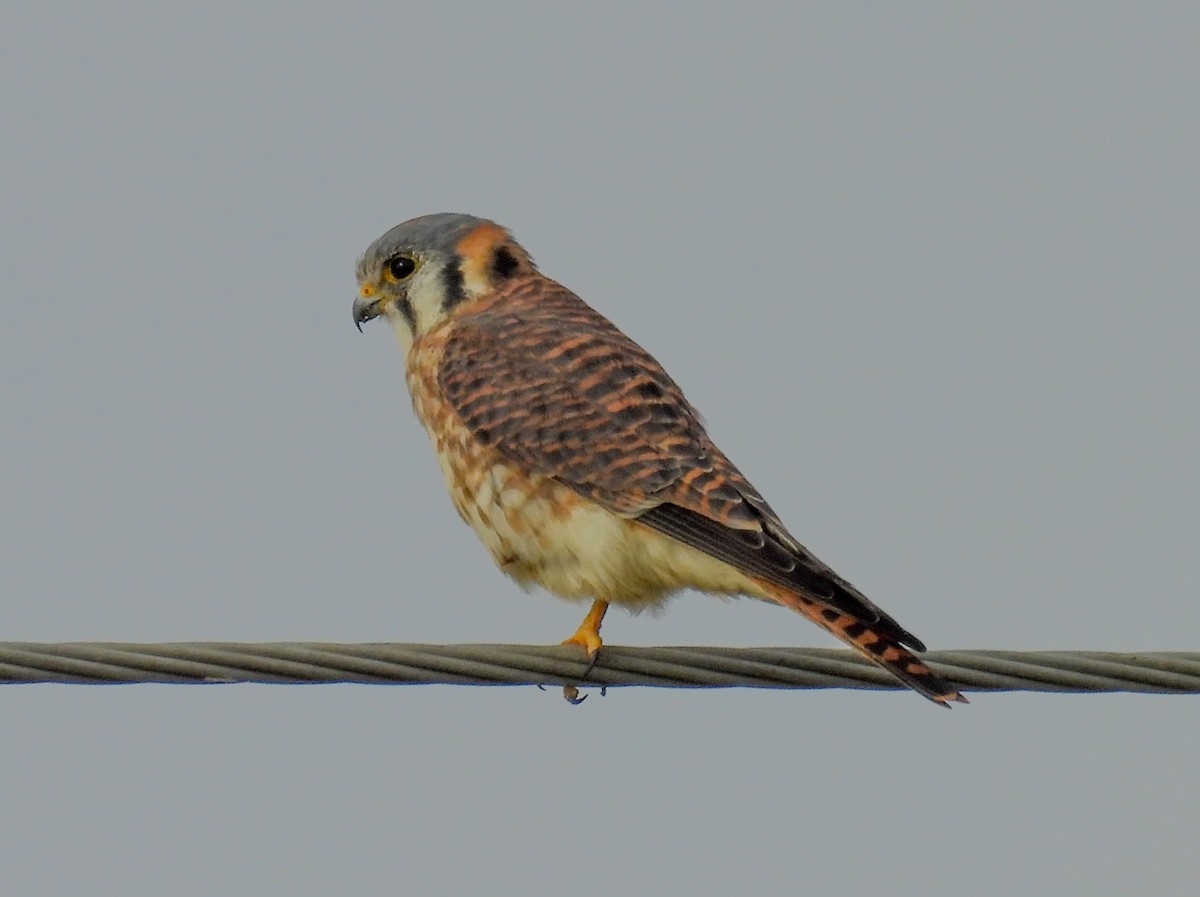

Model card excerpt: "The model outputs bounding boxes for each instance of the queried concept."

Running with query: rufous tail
[753,579,967,706]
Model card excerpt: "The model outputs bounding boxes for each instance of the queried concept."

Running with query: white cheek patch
[407,265,449,336]
[382,263,448,355]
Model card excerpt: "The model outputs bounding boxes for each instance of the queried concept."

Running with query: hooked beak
[352,289,382,332]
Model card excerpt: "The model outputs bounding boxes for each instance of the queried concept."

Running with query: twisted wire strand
[0,642,1197,693]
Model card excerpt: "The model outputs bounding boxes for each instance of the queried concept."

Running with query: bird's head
[353,213,535,350]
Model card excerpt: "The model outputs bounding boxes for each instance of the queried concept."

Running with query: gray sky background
[2,4,1197,894]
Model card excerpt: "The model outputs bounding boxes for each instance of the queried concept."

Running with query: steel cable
[0,642,1197,694]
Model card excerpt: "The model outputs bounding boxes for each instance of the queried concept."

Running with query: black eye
[386,255,417,281]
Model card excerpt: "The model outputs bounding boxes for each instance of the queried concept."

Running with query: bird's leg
[561,599,608,658]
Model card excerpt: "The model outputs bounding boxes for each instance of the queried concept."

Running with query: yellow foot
[560,599,608,659]
[561,626,604,657]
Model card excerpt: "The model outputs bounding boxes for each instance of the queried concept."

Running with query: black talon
[562,685,586,705]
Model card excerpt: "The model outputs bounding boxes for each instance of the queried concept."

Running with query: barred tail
[753,579,967,706]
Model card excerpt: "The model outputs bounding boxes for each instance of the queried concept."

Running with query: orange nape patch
[455,222,510,295]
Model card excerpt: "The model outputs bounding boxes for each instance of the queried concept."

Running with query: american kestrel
[353,213,965,705]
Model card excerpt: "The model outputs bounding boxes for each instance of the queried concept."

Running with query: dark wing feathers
[438,281,704,515]
[438,279,919,648]
[638,504,925,650]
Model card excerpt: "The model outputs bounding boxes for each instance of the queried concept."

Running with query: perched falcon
[353,213,965,705]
